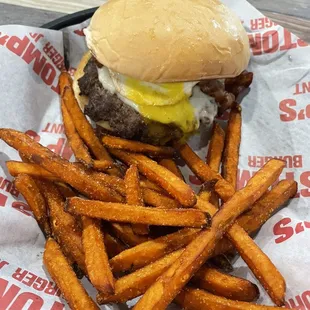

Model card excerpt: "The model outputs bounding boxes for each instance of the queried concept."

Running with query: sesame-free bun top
[85,0,250,83]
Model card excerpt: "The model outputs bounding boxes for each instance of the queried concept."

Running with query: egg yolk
[124,77,198,133]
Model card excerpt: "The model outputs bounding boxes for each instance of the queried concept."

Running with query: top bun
[85,0,250,83]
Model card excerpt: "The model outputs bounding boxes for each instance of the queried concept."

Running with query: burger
[73,0,252,145]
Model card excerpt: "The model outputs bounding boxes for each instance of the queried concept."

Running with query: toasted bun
[73,51,92,111]
[85,0,250,83]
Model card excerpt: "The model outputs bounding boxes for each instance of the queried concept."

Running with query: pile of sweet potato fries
[0,72,297,310]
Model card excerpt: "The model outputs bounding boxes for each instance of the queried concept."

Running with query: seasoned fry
[176,288,283,310]
[104,233,127,258]
[43,238,99,310]
[222,104,242,189]
[142,188,181,209]
[66,197,209,227]
[110,223,149,247]
[140,177,164,193]
[206,122,225,172]
[110,149,197,207]
[237,180,297,233]
[39,181,86,272]
[14,174,51,237]
[227,224,286,306]
[102,135,174,157]
[125,165,149,235]
[159,159,184,180]
[59,71,72,95]
[97,249,183,304]
[206,123,225,207]
[110,228,200,273]
[134,159,285,309]
[192,266,259,302]
[7,161,58,180]
[61,85,111,162]
[175,142,235,202]
[56,182,76,198]
[82,216,115,294]
[93,160,114,171]
[0,130,122,202]
[61,101,93,167]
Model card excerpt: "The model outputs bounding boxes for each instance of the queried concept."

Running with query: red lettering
[0,193,8,207]
[279,29,297,51]
[279,99,296,122]
[282,156,293,169]
[273,217,294,244]
[6,35,30,56]
[22,43,46,75]
[51,83,60,94]
[0,260,9,270]
[41,63,56,86]
[12,268,28,282]
[22,272,37,287]
[42,123,51,133]
[0,179,12,192]
[248,33,262,55]
[9,292,44,309]
[237,169,254,189]
[10,185,20,198]
[74,28,86,36]
[298,38,308,47]
[0,278,20,308]
[33,278,48,291]
[300,171,310,197]
[29,33,44,43]
[0,33,9,46]
[263,30,279,53]
[295,222,305,234]
[25,130,40,142]
[250,19,258,30]
[294,84,303,95]
[44,282,58,296]
[51,124,64,134]
[248,156,256,168]
[47,138,65,155]
[286,295,305,309]
[302,291,310,308]
[11,201,32,217]
[293,155,303,168]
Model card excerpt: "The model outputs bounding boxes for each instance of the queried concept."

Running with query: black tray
[41,7,97,30]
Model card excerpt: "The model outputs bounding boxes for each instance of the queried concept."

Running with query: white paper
[0,1,309,309]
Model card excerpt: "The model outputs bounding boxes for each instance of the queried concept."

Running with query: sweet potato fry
[104,233,127,258]
[97,249,183,304]
[110,228,200,273]
[142,187,180,209]
[61,101,93,167]
[39,181,86,272]
[102,135,174,157]
[82,216,115,294]
[43,238,99,310]
[59,71,72,95]
[206,123,225,207]
[175,142,235,202]
[237,180,298,233]
[7,161,58,180]
[110,223,149,247]
[56,183,76,198]
[109,149,196,207]
[14,174,51,237]
[0,129,122,202]
[206,122,225,172]
[140,177,164,193]
[227,224,286,306]
[134,159,285,309]
[222,104,242,189]
[66,197,209,227]
[192,266,259,302]
[61,85,110,161]
[125,165,149,235]
[159,159,184,180]
[93,160,114,172]
[176,288,283,310]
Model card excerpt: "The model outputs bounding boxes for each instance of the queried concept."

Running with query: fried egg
[97,66,217,133]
